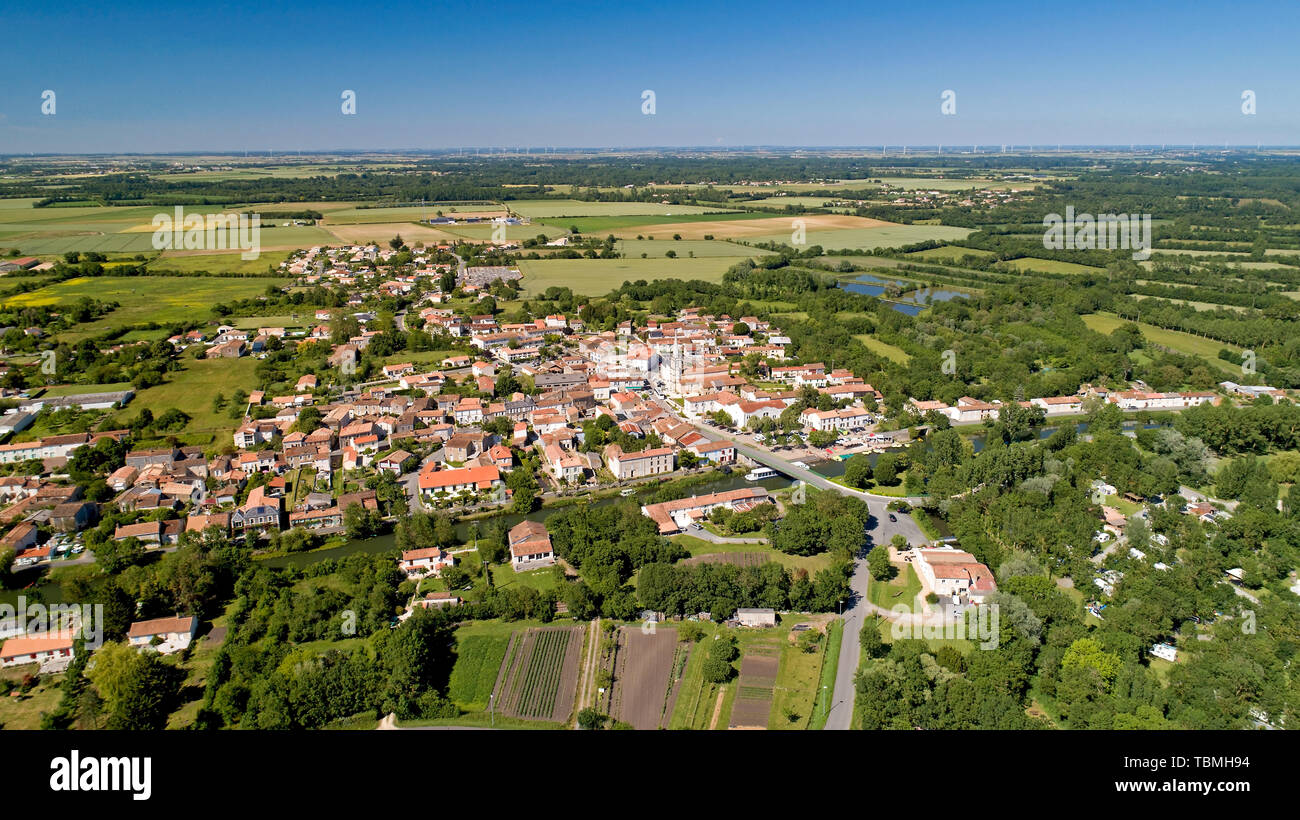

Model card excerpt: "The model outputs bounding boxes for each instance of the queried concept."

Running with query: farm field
[506,199,741,219]
[437,223,568,242]
[150,250,291,274]
[905,246,996,262]
[747,224,973,250]
[1081,312,1242,375]
[515,257,735,296]
[490,625,584,723]
[999,257,1105,275]
[769,620,833,729]
[5,275,290,341]
[323,222,462,246]
[668,633,722,729]
[614,238,757,258]
[448,634,511,711]
[728,639,780,729]
[322,205,507,224]
[1131,294,1249,313]
[737,195,859,208]
[533,211,759,235]
[609,626,685,730]
[611,213,893,241]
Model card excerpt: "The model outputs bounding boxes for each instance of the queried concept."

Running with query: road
[682,424,927,730]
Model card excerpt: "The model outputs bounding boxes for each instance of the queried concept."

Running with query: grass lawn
[808,618,842,730]
[668,630,722,729]
[1081,312,1241,376]
[488,563,560,593]
[516,257,736,297]
[0,668,63,730]
[867,561,923,613]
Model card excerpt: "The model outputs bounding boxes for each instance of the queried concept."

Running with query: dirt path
[571,618,600,727]
[708,686,727,730]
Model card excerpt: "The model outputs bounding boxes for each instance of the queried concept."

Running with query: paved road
[688,428,928,730]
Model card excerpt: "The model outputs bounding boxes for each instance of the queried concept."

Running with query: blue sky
[1,0,1297,153]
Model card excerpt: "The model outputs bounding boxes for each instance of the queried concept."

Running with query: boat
[745,467,778,481]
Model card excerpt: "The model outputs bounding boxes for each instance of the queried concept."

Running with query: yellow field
[610,214,894,241]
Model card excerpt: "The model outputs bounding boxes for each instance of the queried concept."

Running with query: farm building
[736,608,777,628]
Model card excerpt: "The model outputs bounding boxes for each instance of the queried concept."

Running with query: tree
[577,708,608,729]
[867,547,896,581]
[860,617,886,659]
[701,636,737,683]
[874,453,901,486]
[844,454,873,488]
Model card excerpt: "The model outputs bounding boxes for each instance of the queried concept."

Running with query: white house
[127,616,199,654]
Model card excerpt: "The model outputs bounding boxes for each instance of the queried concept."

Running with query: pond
[839,274,967,315]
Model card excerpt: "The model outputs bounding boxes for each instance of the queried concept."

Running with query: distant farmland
[516,257,736,296]
[507,199,742,219]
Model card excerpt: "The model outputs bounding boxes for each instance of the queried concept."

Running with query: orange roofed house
[508,520,555,571]
[417,464,504,503]
[913,548,998,605]
[398,547,453,578]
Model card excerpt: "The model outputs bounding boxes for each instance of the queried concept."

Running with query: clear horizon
[2,0,1297,154]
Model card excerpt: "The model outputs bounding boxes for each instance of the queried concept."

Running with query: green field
[867,561,923,613]
[0,200,335,254]
[853,334,911,364]
[614,239,758,258]
[1081,312,1242,375]
[516,257,736,296]
[5,275,289,342]
[748,224,972,251]
[125,355,263,438]
[1000,257,1105,275]
[535,212,764,235]
[670,533,833,576]
[323,205,505,224]
[150,250,292,275]
[507,200,741,219]
[448,634,510,711]
[905,246,996,263]
[768,621,833,729]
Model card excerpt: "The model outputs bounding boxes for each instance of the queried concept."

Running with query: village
[0,241,1286,674]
